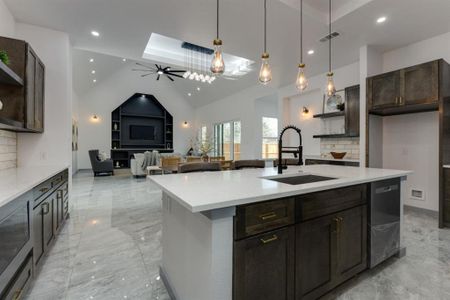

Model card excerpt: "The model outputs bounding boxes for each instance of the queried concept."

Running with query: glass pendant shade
[259,54,272,85]
[326,72,336,96]
[296,64,308,92]
[210,40,225,74]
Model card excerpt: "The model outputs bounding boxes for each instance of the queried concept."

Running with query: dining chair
[161,156,181,174]
[186,156,203,163]
[209,156,225,162]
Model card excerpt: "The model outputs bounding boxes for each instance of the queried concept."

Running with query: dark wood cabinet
[32,205,44,265]
[443,168,450,225]
[367,71,400,109]
[305,159,359,167]
[295,205,367,300]
[0,36,45,132]
[41,196,54,253]
[401,61,439,106]
[345,85,360,137]
[368,60,441,116]
[233,226,295,300]
[295,213,335,300]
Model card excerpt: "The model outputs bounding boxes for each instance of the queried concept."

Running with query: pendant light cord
[216,0,220,39]
[300,0,303,64]
[329,0,332,73]
[264,0,267,53]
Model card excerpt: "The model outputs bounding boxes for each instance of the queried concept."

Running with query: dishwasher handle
[375,184,399,194]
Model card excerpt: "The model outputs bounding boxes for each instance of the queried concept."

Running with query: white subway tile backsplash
[320,137,360,160]
[0,130,17,170]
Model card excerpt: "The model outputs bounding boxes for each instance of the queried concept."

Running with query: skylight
[143,33,254,79]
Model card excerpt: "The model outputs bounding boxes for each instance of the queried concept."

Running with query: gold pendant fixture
[325,0,336,96]
[210,0,225,74]
[259,0,272,85]
[295,0,308,92]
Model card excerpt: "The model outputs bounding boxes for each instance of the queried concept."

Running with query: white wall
[77,64,195,169]
[0,0,15,38]
[254,94,278,158]
[195,85,278,160]
[15,24,72,173]
[382,112,439,211]
[72,89,79,174]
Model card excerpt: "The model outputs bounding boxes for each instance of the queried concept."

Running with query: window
[214,121,241,160]
[262,117,278,159]
[200,125,207,143]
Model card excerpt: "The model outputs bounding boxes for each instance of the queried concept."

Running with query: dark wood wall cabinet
[0,36,45,132]
[313,85,360,139]
[0,169,68,299]
[233,185,368,300]
[367,60,441,116]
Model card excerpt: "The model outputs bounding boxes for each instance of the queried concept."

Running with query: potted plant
[0,50,10,65]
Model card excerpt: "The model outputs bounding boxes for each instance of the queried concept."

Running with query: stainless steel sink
[267,175,337,185]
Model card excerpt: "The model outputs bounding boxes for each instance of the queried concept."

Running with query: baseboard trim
[159,266,177,300]
[404,205,438,218]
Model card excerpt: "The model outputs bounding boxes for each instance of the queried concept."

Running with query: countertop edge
[0,165,69,210]
[150,170,412,213]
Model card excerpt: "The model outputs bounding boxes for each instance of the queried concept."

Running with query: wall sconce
[91,114,100,123]
[302,106,309,115]
[183,121,189,128]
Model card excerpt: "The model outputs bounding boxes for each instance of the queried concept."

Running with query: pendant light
[295,0,308,92]
[210,0,225,74]
[259,0,272,85]
[326,0,336,96]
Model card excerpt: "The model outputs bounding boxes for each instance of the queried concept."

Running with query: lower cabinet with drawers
[233,184,367,300]
[0,168,69,300]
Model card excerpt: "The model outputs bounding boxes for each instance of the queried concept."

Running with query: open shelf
[313,111,345,119]
[313,134,360,139]
[0,60,23,86]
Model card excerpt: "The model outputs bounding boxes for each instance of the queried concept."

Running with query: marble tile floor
[25,171,450,300]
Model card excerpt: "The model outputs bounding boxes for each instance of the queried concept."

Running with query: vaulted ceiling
[6,0,450,107]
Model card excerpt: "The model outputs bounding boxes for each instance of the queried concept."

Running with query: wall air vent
[320,32,340,43]
[411,189,425,201]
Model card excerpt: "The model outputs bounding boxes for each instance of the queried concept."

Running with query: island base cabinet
[295,205,367,300]
[233,226,295,300]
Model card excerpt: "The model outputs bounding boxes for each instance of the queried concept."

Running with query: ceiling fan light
[183,71,190,78]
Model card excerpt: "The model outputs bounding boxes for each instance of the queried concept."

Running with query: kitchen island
[149,165,411,300]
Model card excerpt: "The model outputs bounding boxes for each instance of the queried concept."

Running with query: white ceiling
[6,0,450,107]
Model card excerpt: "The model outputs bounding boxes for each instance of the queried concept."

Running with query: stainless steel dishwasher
[369,178,401,268]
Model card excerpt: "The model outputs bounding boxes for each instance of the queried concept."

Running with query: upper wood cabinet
[368,60,441,116]
[0,36,45,132]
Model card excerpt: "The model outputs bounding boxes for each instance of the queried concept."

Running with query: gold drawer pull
[39,187,49,193]
[259,212,277,221]
[13,289,23,300]
[260,234,278,244]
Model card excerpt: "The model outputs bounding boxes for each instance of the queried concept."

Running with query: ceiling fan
[132,63,186,81]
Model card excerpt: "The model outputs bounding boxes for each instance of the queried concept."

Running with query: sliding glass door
[214,121,241,160]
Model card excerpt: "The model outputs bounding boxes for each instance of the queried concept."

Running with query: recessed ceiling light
[197,87,201,91]
[307,50,315,55]
[93,79,97,83]
[122,58,127,62]
[91,70,96,74]
[188,93,192,97]
[376,16,387,24]
[89,58,94,63]
[91,31,100,37]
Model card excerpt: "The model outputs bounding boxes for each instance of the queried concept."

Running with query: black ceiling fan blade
[167,70,187,73]
[141,73,153,77]
[157,74,161,81]
[167,73,184,78]
[166,75,175,81]
[136,62,152,69]
[132,69,155,72]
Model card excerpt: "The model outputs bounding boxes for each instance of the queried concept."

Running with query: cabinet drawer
[51,174,63,188]
[33,181,51,204]
[235,198,295,240]
[3,256,32,300]
[296,185,367,222]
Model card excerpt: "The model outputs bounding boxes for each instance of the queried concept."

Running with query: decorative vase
[116,161,120,168]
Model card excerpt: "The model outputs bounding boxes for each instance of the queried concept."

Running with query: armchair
[89,150,114,176]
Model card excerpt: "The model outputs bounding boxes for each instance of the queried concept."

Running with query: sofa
[130,151,161,177]
[89,150,114,176]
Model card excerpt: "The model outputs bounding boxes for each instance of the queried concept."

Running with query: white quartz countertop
[0,165,69,209]
[149,165,411,213]
[304,155,360,163]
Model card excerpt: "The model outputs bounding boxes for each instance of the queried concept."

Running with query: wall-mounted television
[129,125,155,140]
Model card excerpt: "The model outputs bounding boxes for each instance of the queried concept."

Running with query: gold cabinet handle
[12,289,23,300]
[399,96,404,105]
[259,212,277,221]
[332,217,339,233]
[260,234,278,244]
[42,202,50,215]
[39,187,49,193]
